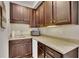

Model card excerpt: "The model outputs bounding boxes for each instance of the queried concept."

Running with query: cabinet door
[9,39,32,58]
[10,3,19,22]
[30,10,36,27]
[23,7,28,24]
[39,3,45,27]
[10,3,32,24]
[38,42,45,58]
[28,8,32,24]
[44,1,53,26]
[9,44,24,58]
[18,5,24,22]
[53,1,71,24]
[35,9,40,27]
[10,3,23,23]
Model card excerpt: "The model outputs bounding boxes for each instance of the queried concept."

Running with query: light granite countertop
[10,35,78,55]
[32,35,78,54]
[9,34,32,40]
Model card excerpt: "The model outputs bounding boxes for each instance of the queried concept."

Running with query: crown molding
[11,1,42,9]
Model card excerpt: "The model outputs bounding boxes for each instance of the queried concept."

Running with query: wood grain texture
[10,3,32,24]
[9,39,32,58]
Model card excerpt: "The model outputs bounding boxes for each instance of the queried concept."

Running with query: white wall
[0,1,10,58]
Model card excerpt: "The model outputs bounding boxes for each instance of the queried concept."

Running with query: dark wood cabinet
[32,1,71,27]
[10,3,32,24]
[44,1,53,26]
[53,1,71,24]
[10,3,18,23]
[30,10,36,27]
[10,1,71,27]
[38,42,45,58]
[9,39,32,58]
[39,2,45,27]
[23,7,28,23]
[35,9,40,27]
[34,2,53,27]
[28,9,32,24]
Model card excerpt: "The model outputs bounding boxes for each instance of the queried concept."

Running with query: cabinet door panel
[10,3,32,24]
[38,42,45,58]
[39,3,45,27]
[28,9,32,24]
[53,1,71,24]
[11,3,19,21]
[30,10,36,27]
[10,44,23,58]
[9,39,32,58]
[35,10,40,27]
[45,1,52,26]
[23,7,28,24]
[10,3,23,23]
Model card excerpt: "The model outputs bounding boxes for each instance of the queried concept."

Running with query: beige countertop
[10,35,78,55]
[39,25,79,45]
[9,34,32,40]
[32,35,78,54]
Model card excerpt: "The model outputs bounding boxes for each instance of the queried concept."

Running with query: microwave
[31,28,40,36]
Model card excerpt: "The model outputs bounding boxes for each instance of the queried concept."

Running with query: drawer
[46,46,62,58]
[38,47,45,58]
[9,39,32,45]
[45,53,54,58]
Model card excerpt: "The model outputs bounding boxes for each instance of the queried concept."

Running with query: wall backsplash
[39,24,79,40]
[10,23,31,37]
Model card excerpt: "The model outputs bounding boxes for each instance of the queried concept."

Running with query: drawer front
[46,46,62,58]
[38,47,45,58]
[45,53,54,58]
[9,39,32,45]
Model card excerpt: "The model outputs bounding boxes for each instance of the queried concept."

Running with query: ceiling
[11,1,42,9]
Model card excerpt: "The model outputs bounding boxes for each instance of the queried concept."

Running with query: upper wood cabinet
[35,7,41,27]
[34,1,71,27]
[53,1,71,24]
[39,2,45,27]
[44,1,53,26]
[10,1,71,27]
[34,2,53,27]
[10,3,32,24]
[10,3,20,22]
[30,10,36,27]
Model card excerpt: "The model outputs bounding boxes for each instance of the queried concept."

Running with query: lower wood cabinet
[38,42,45,58]
[38,42,78,58]
[9,39,32,58]
[45,46,62,58]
